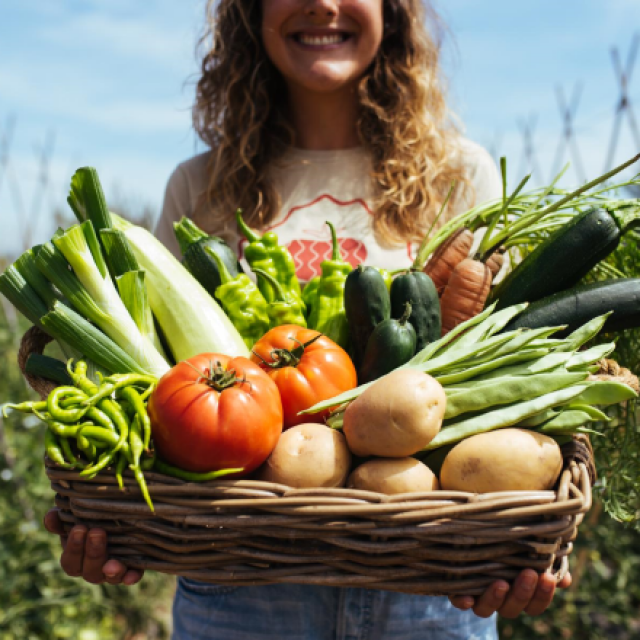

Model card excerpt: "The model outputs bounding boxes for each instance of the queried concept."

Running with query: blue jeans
[172,579,498,640]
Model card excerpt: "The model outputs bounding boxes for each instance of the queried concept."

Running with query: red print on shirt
[288,237,367,281]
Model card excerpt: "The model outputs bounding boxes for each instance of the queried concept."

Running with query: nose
[304,0,338,19]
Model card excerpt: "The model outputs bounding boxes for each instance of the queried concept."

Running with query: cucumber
[174,217,243,297]
[390,270,440,351]
[488,207,637,310]
[25,353,73,385]
[503,278,640,336]
[358,302,417,384]
[344,265,391,370]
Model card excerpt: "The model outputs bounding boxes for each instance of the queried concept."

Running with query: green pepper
[253,268,307,328]
[207,249,270,349]
[301,276,320,320]
[307,221,352,349]
[236,209,303,304]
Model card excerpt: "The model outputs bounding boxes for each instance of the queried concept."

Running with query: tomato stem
[183,359,247,391]
[252,333,323,369]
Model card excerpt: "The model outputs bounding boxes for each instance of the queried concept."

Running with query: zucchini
[358,302,416,384]
[344,265,391,370]
[25,353,73,386]
[503,278,640,335]
[174,217,242,296]
[390,270,440,351]
[488,207,640,310]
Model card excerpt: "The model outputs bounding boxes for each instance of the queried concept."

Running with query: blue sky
[1,0,639,258]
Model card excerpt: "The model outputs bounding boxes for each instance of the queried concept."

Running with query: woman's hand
[43,508,144,586]
[449,569,571,618]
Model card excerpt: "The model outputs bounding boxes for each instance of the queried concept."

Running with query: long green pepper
[307,221,352,349]
[236,209,303,304]
[253,268,307,328]
[208,249,270,349]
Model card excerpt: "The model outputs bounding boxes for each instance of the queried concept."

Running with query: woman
[45,1,571,637]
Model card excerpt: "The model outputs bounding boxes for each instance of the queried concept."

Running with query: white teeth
[298,34,345,46]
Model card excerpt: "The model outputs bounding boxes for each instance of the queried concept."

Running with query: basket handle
[18,325,57,400]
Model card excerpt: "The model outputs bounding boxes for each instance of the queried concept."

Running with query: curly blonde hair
[193,0,471,244]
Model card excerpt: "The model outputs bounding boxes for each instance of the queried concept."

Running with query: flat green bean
[444,371,588,419]
[571,381,638,406]
[566,343,615,370]
[566,403,610,422]
[423,383,589,450]
[515,408,560,427]
[536,409,595,433]
[469,351,574,381]
[555,313,611,352]
[434,349,549,386]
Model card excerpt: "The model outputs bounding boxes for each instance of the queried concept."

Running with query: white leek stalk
[112,214,249,360]
[53,222,169,377]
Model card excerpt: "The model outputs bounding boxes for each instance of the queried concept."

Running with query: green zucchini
[344,265,391,370]
[503,278,640,335]
[25,353,73,385]
[390,270,440,351]
[488,207,640,310]
[173,217,242,297]
[358,302,417,384]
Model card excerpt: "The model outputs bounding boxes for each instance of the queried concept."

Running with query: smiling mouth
[293,32,351,46]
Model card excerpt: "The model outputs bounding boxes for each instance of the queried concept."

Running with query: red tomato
[250,325,357,429]
[147,354,283,474]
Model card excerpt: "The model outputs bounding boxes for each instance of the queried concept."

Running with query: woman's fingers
[497,569,541,619]
[81,528,110,584]
[102,558,129,585]
[472,581,510,618]
[43,508,66,536]
[122,569,145,586]
[59,525,88,577]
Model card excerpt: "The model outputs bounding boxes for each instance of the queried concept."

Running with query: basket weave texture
[20,326,619,596]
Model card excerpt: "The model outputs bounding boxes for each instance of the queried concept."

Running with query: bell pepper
[236,209,303,305]
[207,248,269,349]
[307,221,352,349]
[253,268,307,328]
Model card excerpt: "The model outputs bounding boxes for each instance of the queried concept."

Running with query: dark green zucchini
[390,270,440,351]
[174,217,242,297]
[488,207,640,310]
[358,302,417,384]
[25,353,73,385]
[344,265,391,369]
[503,278,640,336]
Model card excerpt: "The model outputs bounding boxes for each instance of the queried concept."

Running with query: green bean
[154,458,243,482]
[434,349,549,386]
[117,386,152,450]
[536,409,595,434]
[408,302,498,365]
[566,343,616,370]
[44,428,75,468]
[469,351,574,381]
[556,312,612,352]
[424,383,589,450]
[566,403,610,422]
[571,381,638,406]
[444,371,588,420]
[515,408,560,427]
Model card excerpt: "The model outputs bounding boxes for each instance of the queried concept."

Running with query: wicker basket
[20,326,622,596]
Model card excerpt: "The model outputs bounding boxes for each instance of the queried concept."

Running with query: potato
[342,369,446,457]
[440,428,563,493]
[347,457,439,495]
[257,423,351,488]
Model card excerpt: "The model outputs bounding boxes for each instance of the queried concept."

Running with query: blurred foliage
[499,222,640,638]
[0,200,174,639]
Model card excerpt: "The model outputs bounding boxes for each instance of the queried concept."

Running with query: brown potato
[347,457,439,495]
[440,428,563,493]
[257,423,351,488]
[342,369,446,457]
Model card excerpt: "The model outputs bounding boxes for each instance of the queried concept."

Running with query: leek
[111,214,249,360]
[51,222,169,377]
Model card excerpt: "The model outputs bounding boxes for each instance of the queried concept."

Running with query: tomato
[250,325,357,429]
[147,354,283,474]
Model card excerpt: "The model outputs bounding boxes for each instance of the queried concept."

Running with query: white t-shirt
[155,138,501,281]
